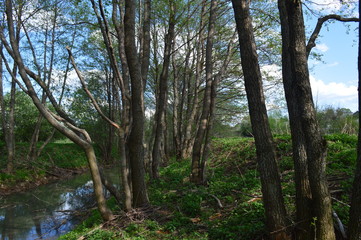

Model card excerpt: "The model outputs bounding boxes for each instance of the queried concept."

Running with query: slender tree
[348,1,361,239]
[1,0,114,221]
[278,2,312,239]
[279,1,335,239]
[190,0,217,184]
[152,0,176,179]
[181,0,207,159]
[231,0,290,239]
[124,0,149,207]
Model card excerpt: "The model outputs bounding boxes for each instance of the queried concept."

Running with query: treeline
[239,107,359,137]
[0,0,360,239]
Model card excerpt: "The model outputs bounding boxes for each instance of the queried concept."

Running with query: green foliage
[45,134,360,239]
[40,143,88,168]
[239,112,291,137]
[239,107,358,137]
[0,91,59,142]
[208,202,266,240]
[238,116,253,137]
[317,107,358,135]
[85,229,118,240]
[0,142,88,186]
[326,134,357,176]
[180,193,202,217]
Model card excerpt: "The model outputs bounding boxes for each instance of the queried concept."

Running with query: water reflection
[0,172,101,240]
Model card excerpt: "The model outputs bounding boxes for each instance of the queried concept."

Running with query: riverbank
[0,166,88,196]
[60,134,357,240]
[0,141,91,196]
[0,168,101,240]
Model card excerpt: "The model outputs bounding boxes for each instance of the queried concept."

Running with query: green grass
[0,141,90,186]
[11,134,360,239]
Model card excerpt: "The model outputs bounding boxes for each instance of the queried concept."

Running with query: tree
[231,1,289,239]
[0,0,114,221]
[152,0,176,179]
[0,5,19,173]
[278,1,335,239]
[316,107,357,135]
[278,1,312,239]
[348,1,361,238]
[190,0,217,184]
[124,0,149,207]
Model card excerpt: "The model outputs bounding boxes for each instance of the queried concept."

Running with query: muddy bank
[0,166,88,196]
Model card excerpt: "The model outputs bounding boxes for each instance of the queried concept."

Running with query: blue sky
[306,1,359,112]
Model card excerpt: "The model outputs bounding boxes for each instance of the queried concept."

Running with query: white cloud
[310,75,358,111]
[261,64,282,79]
[259,65,358,112]
[308,0,358,16]
[326,62,339,67]
[309,0,344,12]
[315,43,329,52]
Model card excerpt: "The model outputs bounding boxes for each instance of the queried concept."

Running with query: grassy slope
[58,135,358,239]
[0,141,89,192]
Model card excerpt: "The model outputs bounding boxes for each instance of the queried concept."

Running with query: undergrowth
[44,134,360,239]
[0,142,91,187]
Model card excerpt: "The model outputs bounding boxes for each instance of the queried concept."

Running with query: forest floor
[59,134,357,240]
[0,141,89,195]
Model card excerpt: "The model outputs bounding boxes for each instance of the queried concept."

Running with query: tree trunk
[282,1,335,239]
[182,0,206,160]
[172,52,182,160]
[2,14,19,173]
[231,1,290,239]
[6,68,16,173]
[0,43,6,146]
[28,9,59,163]
[191,0,217,185]
[124,0,149,207]
[278,2,312,239]
[152,3,175,179]
[111,0,133,211]
[140,0,151,91]
[118,131,132,211]
[84,145,115,220]
[1,0,114,221]
[348,2,361,238]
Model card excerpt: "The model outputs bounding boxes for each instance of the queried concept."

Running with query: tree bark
[124,0,149,207]
[191,0,217,185]
[172,51,182,160]
[231,1,290,239]
[278,2,312,239]
[282,1,335,239]
[182,0,206,160]
[348,2,361,239]
[6,66,16,173]
[140,0,151,90]
[152,2,175,179]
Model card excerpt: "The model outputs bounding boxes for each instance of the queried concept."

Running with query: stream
[0,169,120,240]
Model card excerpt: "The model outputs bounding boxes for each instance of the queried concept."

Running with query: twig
[231,189,262,198]
[32,194,52,206]
[333,210,347,239]
[331,197,350,208]
[77,222,107,240]
[209,194,223,209]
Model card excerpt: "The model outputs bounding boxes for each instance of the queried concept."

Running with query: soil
[0,166,88,196]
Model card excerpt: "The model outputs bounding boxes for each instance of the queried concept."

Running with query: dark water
[0,169,119,240]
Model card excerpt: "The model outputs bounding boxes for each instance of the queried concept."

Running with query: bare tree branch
[307,14,359,58]
[66,46,123,132]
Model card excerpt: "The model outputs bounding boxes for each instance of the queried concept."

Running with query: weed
[23,134,361,239]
